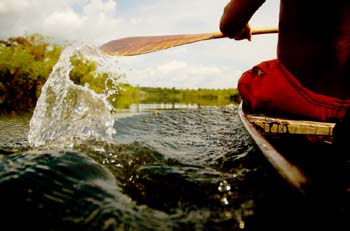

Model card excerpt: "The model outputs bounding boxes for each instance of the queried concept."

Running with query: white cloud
[118,55,242,89]
[157,61,188,74]
[82,0,116,17]
[0,0,120,44]
[43,8,83,31]
[188,65,222,76]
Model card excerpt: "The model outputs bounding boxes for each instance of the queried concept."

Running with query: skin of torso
[220,0,350,99]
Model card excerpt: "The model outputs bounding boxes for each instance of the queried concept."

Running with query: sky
[0,0,280,89]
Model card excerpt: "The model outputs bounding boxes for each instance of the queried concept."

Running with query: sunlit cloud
[157,61,188,74]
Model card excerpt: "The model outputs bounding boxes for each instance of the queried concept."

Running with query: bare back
[278,0,350,98]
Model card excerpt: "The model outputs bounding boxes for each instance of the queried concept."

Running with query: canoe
[238,102,350,230]
[237,102,337,194]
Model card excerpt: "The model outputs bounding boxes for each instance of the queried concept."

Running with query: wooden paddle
[100,27,278,56]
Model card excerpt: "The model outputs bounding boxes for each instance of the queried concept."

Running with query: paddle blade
[100,27,278,56]
[100,32,224,56]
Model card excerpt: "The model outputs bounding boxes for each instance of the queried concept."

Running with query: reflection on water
[127,103,199,113]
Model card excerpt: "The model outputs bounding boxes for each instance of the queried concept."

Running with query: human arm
[220,0,266,41]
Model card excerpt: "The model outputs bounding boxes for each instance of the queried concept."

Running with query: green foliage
[140,87,241,106]
[112,86,241,109]
[109,83,143,109]
[0,33,63,112]
[69,52,122,107]
[69,52,99,91]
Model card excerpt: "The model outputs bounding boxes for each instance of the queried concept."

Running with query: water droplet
[239,220,245,229]
[115,163,123,168]
[218,180,231,192]
[221,197,229,205]
[74,103,89,116]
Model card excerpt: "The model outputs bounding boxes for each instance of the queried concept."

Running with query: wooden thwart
[247,115,335,136]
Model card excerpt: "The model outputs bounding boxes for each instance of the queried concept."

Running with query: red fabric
[238,59,350,122]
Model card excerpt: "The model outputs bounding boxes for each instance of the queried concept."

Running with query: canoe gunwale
[238,102,310,194]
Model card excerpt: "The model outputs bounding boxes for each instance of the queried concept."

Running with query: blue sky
[0,0,280,89]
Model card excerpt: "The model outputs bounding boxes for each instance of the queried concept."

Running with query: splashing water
[28,43,121,148]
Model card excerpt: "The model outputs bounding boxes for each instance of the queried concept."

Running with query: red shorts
[238,59,350,122]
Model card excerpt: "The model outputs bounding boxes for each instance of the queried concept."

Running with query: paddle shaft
[192,27,279,38]
[100,27,278,56]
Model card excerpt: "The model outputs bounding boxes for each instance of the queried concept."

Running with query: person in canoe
[220,0,350,123]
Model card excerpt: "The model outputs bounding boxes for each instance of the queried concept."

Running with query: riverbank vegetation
[0,34,240,113]
[0,34,63,112]
[113,85,240,109]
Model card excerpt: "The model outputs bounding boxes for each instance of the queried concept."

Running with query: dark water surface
[0,105,349,231]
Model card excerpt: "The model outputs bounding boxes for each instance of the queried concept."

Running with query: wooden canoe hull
[238,103,310,193]
[237,102,344,194]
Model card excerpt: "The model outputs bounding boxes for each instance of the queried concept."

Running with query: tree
[0,34,63,112]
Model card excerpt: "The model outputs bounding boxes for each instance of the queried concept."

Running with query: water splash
[28,43,121,148]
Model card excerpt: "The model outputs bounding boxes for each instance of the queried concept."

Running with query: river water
[0,104,304,231]
[0,43,348,231]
